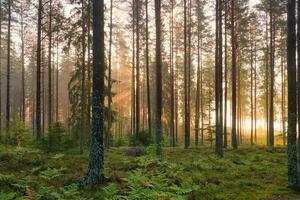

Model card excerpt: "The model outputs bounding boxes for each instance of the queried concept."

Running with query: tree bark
[80,0,86,153]
[170,0,175,147]
[215,0,223,156]
[135,0,140,137]
[287,0,300,189]
[21,3,25,123]
[107,0,113,148]
[155,0,162,156]
[184,0,189,149]
[231,0,237,149]
[48,0,53,128]
[79,0,105,187]
[6,0,11,133]
[145,0,151,140]
[269,0,275,147]
[224,0,228,148]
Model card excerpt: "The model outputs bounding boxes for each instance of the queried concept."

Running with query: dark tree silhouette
[287,0,300,189]
[79,0,105,187]
[155,0,162,156]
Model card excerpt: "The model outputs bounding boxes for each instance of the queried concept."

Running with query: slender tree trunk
[80,0,86,153]
[265,14,270,146]
[6,0,11,134]
[131,0,136,137]
[269,0,275,147]
[0,2,2,133]
[87,0,91,129]
[287,0,300,189]
[145,0,151,140]
[32,52,36,136]
[135,0,140,137]
[238,50,242,144]
[200,42,204,145]
[175,47,178,144]
[231,0,237,149]
[297,0,300,153]
[48,0,53,128]
[224,0,228,148]
[36,0,42,139]
[21,3,25,122]
[56,32,59,121]
[169,0,175,147]
[184,0,189,149]
[155,0,162,156]
[195,10,200,147]
[107,0,113,148]
[282,45,286,146]
[42,44,45,133]
[250,32,254,145]
[215,0,223,156]
[254,42,257,143]
[187,0,192,148]
[209,84,212,147]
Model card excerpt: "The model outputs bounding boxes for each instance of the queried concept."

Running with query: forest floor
[0,144,300,200]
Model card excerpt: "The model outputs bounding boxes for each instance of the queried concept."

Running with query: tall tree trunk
[265,14,269,146]
[170,0,175,147]
[36,0,42,139]
[131,0,136,138]
[223,0,228,148]
[56,32,59,121]
[87,0,91,129]
[187,0,191,148]
[21,3,25,122]
[42,43,45,133]
[269,0,275,147]
[287,0,300,189]
[0,2,3,133]
[282,45,286,146]
[107,0,113,148]
[175,47,178,144]
[215,0,223,156]
[48,0,53,128]
[145,0,151,139]
[237,50,242,144]
[80,0,86,154]
[231,0,237,149]
[131,0,136,137]
[254,42,257,143]
[195,9,200,147]
[209,83,212,147]
[155,0,162,156]
[250,31,254,145]
[184,0,189,149]
[6,0,11,134]
[79,0,105,187]
[135,0,140,137]
[297,0,300,153]
[200,42,204,145]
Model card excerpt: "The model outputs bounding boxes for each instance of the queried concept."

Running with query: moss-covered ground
[0,145,300,200]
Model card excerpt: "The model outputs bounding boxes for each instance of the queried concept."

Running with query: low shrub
[129,129,152,146]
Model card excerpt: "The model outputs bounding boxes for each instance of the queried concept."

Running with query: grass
[0,144,299,199]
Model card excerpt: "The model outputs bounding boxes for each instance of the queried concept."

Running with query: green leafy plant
[11,118,27,147]
[40,167,66,181]
[0,192,16,200]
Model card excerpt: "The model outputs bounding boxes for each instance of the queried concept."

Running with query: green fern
[0,192,16,200]
[40,167,66,180]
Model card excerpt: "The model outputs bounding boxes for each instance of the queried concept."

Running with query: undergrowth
[0,145,299,199]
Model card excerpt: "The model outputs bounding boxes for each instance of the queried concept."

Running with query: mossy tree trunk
[79,0,105,187]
